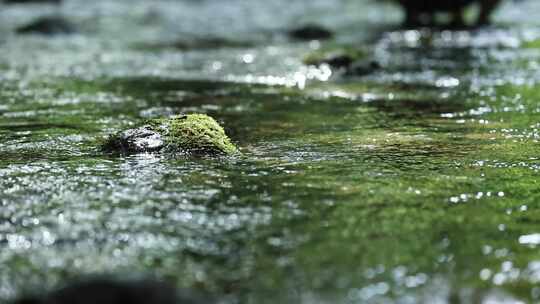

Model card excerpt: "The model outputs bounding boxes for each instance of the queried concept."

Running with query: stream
[1,0,540,303]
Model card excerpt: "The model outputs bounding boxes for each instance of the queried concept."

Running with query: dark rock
[306,53,359,69]
[103,126,165,154]
[346,60,381,76]
[395,0,502,27]
[323,54,355,69]
[303,47,367,69]
[138,37,254,51]
[171,37,254,50]
[16,17,76,35]
[288,24,333,41]
[12,278,206,304]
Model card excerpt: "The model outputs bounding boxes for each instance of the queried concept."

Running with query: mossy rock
[103,114,238,156]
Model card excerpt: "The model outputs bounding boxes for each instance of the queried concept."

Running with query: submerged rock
[170,37,253,50]
[103,114,238,156]
[306,52,354,69]
[12,278,205,304]
[106,126,165,154]
[303,45,380,75]
[346,60,381,76]
[288,24,333,41]
[304,46,367,69]
[16,17,76,35]
[138,37,254,51]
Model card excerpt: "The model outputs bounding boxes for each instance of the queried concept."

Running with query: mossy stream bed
[3,0,540,303]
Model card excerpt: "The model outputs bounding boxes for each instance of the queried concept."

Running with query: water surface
[2,0,540,303]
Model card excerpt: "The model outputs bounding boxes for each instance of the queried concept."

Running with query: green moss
[154,114,238,155]
[522,39,540,49]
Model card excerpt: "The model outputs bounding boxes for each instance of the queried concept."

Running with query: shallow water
[2,0,540,303]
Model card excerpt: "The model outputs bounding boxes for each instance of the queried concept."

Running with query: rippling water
[2,0,540,303]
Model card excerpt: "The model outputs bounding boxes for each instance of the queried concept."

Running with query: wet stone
[16,17,76,35]
[303,46,380,76]
[303,47,368,70]
[288,24,333,41]
[107,126,165,154]
[308,53,354,69]
[345,60,381,76]
[170,37,254,50]
[138,37,254,51]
